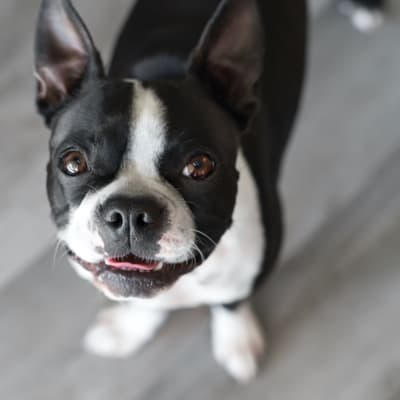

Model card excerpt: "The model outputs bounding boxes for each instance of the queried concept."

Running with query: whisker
[52,239,67,270]
[192,229,218,248]
[191,242,205,264]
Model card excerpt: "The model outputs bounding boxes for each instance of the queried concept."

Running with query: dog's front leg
[83,303,168,358]
[211,302,265,383]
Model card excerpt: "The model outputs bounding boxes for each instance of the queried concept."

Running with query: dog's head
[34,0,264,299]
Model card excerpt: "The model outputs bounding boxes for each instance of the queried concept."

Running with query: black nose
[98,196,166,252]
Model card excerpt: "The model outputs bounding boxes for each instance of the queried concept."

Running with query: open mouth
[65,245,203,298]
[105,254,162,272]
[67,249,198,279]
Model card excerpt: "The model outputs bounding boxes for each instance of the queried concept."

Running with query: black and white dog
[34,0,306,382]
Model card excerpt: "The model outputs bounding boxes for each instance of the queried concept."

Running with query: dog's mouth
[67,249,199,298]
[107,254,162,272]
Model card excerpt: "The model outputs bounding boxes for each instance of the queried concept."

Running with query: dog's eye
[183,154,215,180]
[61,151,88,176]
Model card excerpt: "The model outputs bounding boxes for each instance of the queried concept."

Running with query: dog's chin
[67,249,200,299]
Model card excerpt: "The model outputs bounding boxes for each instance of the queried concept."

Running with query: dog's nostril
[136,212,153,227]
[105,210,124,229]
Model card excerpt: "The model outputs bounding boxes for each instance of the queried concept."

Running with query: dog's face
[46,79,240,299]
[35,0,264,299]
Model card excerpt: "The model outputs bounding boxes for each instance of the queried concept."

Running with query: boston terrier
[34,0,306,382]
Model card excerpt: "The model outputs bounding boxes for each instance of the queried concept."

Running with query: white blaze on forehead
[127,81,167,177]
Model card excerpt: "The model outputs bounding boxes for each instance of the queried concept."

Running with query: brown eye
[183,154,216,180]
[61,151,88,176]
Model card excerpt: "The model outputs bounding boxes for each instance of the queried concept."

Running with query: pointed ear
[189,0,265,129]
[34,0,105,124]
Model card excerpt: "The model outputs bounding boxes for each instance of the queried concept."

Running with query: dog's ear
[189,0,265,129]
[34,0,105,125]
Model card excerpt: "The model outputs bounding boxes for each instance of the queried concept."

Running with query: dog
[34,0,306,382]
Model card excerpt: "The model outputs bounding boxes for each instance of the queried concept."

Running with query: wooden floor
[1,1,400,399]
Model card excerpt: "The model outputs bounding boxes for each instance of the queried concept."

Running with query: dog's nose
[98,196,166,245]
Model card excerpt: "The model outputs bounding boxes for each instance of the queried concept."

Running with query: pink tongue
[106,258,159,272]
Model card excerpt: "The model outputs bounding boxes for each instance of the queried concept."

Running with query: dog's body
[34,0,306,382]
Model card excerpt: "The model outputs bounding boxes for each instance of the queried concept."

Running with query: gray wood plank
[282,0,400,255]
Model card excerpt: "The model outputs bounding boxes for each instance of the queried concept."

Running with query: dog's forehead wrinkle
[125,81,167,178]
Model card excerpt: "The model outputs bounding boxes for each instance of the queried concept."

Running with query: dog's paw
[211,303,265,384]
[83,304,167,358]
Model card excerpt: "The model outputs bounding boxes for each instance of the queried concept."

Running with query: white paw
[83,320,141,358]
[338,1,384,32]
[83,304,167,358]
[351,8,383,32]
[211,303,266,384]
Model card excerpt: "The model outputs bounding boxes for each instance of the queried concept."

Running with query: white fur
[121,82,196,262]
[84,303,167,357]
[211,303,265,383]
[59,196,105,264]
[127,81,167,177]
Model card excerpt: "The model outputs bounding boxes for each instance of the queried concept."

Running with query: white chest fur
[135,151,266,310]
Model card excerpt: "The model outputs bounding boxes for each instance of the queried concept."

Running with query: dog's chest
[135,151,265,309]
